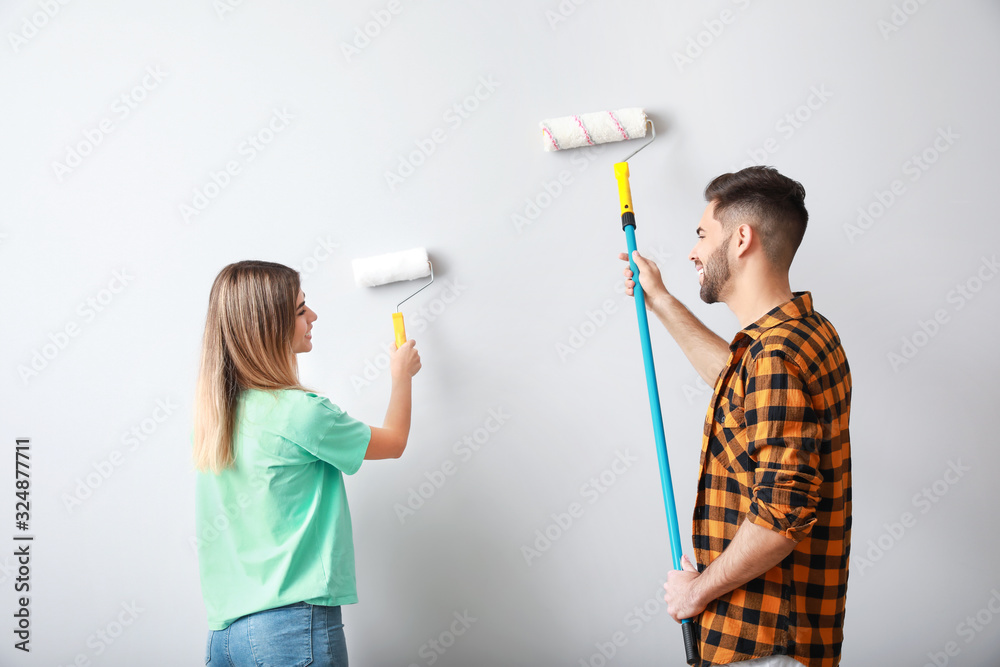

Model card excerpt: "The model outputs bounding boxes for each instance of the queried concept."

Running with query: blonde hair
[193,260,311,473]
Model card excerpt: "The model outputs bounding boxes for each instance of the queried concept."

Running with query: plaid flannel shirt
[692,291,852,667]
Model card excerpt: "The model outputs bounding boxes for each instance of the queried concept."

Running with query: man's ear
[733,223,754,258]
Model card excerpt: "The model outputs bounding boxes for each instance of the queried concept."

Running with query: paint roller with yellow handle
[352,248,434,349]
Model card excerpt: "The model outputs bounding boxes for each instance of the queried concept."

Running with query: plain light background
[2,1,999,665]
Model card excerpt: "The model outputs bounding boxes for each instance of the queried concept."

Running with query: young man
[620,166,852,667]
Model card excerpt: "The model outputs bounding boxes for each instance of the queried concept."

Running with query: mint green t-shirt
[195,389,371,630]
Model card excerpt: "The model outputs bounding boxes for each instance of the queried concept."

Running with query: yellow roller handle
[393,312,407,349]
[613,162,633,216]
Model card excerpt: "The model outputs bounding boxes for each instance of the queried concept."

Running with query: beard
[699,236,732,304]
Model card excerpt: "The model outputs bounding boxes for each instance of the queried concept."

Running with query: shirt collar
[729,291,813,351]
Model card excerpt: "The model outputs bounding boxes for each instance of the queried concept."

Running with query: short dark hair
[704,166,808,269]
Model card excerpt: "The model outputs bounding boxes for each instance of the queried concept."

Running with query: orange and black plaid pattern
[692,291,852,667]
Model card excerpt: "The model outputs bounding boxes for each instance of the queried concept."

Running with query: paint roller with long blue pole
[540,109,698,665]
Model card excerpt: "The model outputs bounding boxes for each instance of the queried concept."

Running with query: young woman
[192,260,420,666]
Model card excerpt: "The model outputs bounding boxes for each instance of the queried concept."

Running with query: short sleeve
[744,350,824,542]
[289,392,371,475]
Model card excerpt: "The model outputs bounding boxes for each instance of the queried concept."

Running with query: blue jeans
[206,602,348,666]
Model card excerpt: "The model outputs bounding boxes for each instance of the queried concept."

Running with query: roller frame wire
[396,261,434,312]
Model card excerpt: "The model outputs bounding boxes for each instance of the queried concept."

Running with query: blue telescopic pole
[615,160,698,665]
[623,223,685,568]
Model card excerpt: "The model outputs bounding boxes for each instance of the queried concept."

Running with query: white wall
[3,1,1000,665]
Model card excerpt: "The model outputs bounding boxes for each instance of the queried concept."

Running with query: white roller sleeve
[352,247,430,287]
[539,108,647,152]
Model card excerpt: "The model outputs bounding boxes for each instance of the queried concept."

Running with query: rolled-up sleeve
[744,350,824,542]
